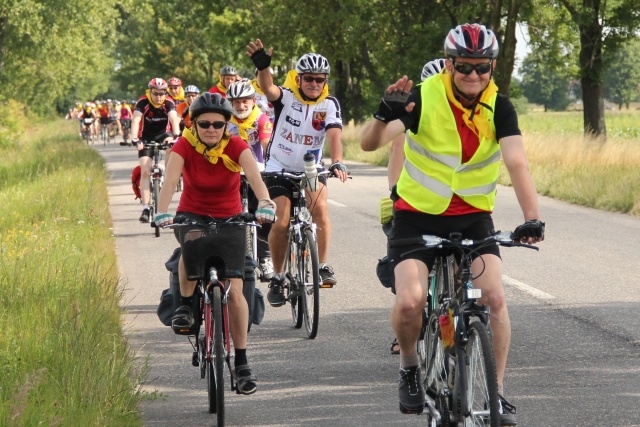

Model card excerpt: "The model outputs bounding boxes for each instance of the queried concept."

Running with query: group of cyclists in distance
[82,23,545,426]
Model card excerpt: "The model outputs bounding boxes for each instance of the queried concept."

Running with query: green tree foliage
[520,53,573,111]
[604,39,640,109]
[0,0,121,114]
[556,0,640,137]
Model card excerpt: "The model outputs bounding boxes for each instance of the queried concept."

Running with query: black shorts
[263,173,328,201]
[99,117,110,125]
[388,211,500,271]
[137,147,153,159]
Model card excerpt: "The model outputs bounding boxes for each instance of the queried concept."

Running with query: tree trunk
[578,17,606,138]
[494,0,522,95]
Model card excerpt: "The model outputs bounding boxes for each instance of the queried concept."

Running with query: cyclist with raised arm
[360,24,544,425]
[226,79,274,281]
[246,38,350,307]
[154,92,276,395]
[208,65,238,97]
[131,78,181,223]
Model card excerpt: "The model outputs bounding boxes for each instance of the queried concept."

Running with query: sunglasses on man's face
[301,76,327,84]
[453,61,493,75]
[196,120,226,130]
[151,91,166,97]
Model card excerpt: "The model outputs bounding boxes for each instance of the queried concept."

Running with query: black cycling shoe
[139,208,150,223]
[319,264,337,286]
[398,365,425,414]
[235,364,257,395]
[267,276,286,307]
[498,394,517,426]
[171,305,194,334]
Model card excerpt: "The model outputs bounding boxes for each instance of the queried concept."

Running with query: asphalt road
[96,141,640,427]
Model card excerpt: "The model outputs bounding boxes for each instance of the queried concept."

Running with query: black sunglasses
[196,120,226,129]
[453,61,493,75]
[301,76,327,84]
[151,91,166,97]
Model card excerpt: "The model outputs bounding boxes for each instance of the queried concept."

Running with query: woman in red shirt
[155,92,275,395]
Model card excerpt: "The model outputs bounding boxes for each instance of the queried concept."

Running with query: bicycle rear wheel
[285,237,303,328]
[459,320,499,427]
[300,228,320,339]
[212,286,225,425]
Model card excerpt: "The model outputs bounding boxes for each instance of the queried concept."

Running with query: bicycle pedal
[192,351,199,367]
[319,283,334,289]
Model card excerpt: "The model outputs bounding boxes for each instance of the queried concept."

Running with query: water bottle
[303,152,318,192]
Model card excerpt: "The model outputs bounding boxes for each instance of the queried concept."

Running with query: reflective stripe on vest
[397,76,500,214]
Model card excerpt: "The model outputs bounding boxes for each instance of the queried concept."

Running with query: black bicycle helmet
[189,92,233,121]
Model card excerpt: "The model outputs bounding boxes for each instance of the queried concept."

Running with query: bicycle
[142,132,173,237]
[390,230,538,426]
[80,117,95,144]
[120,118,131,145]
[166,213,257,427]
[261,169,333,339]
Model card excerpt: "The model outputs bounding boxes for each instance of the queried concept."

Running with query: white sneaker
[259,258,274,282]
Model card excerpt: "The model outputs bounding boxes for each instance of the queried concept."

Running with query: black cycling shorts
[388,210,500,271]
[263,173,328,201]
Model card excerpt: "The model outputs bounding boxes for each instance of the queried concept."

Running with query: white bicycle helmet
[184,85,200,94]
[295,53,331,74]
[421,58,447,81]
[226,80,256,100]
[444,23,499,59]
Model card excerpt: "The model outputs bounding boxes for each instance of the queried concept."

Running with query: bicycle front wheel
[300,228,320,339]
[460,320,499,427]
[285,237,303,328]
[212,286,225,425]
[152,179,160,237]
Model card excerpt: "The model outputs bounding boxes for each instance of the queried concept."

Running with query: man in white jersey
[246,38,349,307]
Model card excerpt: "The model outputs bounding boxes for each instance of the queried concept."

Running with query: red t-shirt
[395,100,486,216]
[172,135,249,217]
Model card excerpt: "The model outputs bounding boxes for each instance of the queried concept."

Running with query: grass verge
[0,120,143,425]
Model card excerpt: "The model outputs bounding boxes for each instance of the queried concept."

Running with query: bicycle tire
[212,286,225,425]
[286,237,303,328]
[300,228,320,339]
[458,320,500,427]
[423,312,447,397]
[152,179,160,237]
[203,299,217,413]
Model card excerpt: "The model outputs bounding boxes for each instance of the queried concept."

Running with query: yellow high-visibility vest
[397,75,500,214]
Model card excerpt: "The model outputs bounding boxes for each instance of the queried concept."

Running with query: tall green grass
[0,120,142,425]
[344,110,640,216]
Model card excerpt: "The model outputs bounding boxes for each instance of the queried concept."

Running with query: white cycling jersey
[255,92,275,122]
[265,88,342,172]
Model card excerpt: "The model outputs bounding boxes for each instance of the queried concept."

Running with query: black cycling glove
[250,48,272,71]
[329,161,348,176]
[512,219,545,241]
[373,89,410,123]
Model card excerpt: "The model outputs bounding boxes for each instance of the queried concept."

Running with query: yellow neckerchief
[250,78,265,96]
[282,70,329,105]
[440,73,497,141]
[145,89,163,108]
[170,86,185,102]
[216,81,227,94]
[230,105,262,142]
[182,126,241,172]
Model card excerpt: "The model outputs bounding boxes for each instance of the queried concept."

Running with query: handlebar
[389,230,540,251]
[163,212,258,229]
[139,132,176,149]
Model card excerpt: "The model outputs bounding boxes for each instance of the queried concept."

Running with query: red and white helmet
[168,76,182,86]
[148,78,168,90]
[444,24,499,59]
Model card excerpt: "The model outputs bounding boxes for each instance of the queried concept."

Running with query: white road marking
[328,199,346,207]
[502,274,555,300]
